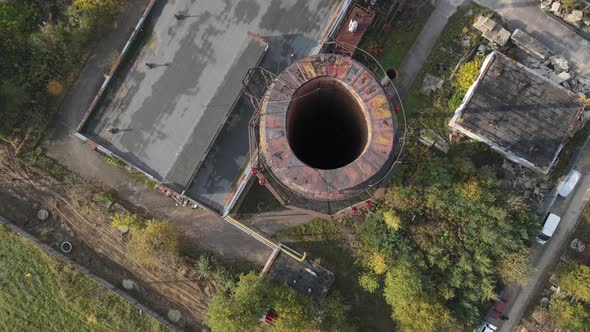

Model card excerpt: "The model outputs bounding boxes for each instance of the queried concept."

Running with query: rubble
[564,9,584,24]
[418,129,450,153]
[540,0,553,9]
[523,54,590,97]
[552,71,572,84]
[550,1,561,13]
[502,160,553,204]
[511,29,551,60]
[473,16,511,46]
[420,73,444,95]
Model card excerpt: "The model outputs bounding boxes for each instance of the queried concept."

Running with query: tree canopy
[357,148,537,324]
[204,272,349,332]
[0,0,121,151]
[560,264,590,302]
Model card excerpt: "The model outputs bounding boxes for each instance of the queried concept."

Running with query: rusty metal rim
[259,53,396,200]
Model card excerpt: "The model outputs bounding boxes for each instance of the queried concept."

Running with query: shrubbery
[204,272,350,332]
[0,0,122,153]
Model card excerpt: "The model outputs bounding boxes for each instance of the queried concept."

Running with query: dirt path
[0,147,217,330]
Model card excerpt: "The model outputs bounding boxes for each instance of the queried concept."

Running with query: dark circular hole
[286,77,368,170]
[386,68,398,79]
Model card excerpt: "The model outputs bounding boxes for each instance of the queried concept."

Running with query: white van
[558,169,581,197]
[536,213,561,244]
[473,322,497,332]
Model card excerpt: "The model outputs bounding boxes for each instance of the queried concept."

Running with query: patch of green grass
[0,224,166,331]
[375,5,434,70]
[95,192,114,203]
[104,155,125,168]
[277,218,396,331]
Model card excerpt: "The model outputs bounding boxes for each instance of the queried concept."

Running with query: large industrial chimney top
[258,53,397,204]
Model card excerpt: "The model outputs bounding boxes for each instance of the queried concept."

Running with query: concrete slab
[82,0,339,195]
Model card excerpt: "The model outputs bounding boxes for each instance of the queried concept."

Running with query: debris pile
[524,55,590,97]
[501,160,553,204]
[539,0,590,33]
[420,73,444,95]
[473,16,511,46]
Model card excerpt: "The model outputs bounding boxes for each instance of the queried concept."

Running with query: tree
[498,249,532,286]
[383,263,455,331]
[549,298,590,331]
[383,210,402,231]
[127,220,180,268]
[560,264,590,302]
[203,273,339,332]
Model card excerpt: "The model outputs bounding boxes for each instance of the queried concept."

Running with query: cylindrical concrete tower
[254,53,398,217]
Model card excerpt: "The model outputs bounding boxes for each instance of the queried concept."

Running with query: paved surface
[492,135,590,331]
[81,0,338,194]
[474,0,590,76]
[395,0,464,95]
[45,0,341,264]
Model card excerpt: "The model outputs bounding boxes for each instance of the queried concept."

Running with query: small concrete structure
[510,29,551,60]
[449,52,585,174]
[473,16,511,46]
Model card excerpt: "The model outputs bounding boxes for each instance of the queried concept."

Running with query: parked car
[558,169,581,197]
[536,213,561,244]
[473,322,497,332]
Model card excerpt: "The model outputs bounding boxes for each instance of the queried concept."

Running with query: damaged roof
[450,51,584,174]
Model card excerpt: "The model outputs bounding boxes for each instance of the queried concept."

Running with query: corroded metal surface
[259,54,396,201]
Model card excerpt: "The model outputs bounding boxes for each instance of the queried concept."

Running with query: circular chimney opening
[286,77,369,170]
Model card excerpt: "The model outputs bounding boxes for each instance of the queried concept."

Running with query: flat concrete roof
[83,0,339,194]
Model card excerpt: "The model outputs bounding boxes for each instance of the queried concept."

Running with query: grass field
[0,224,166,332]
[277,218,396,332]
[371,2,435,71]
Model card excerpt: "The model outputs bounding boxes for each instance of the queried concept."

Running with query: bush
[560,264,590,302]
[549,298,590,331]
[358,273,379,293]
[383,210,402,231]
[452,59,482,95]
[194,255,215,280]
[127,220,180,268]
[447,92,463,111]
[111,212,145,231]
[94,192,113,203]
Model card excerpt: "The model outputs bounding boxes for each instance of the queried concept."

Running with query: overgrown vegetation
[127,219,181,269]
[0,224,165,331]
[204,272,350,332]
[359,2,435,70]
[277,219,396,331]
[545,262,590,331]
[0,0,123,157]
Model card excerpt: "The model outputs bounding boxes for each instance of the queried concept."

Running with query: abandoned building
[449,51,585,174]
